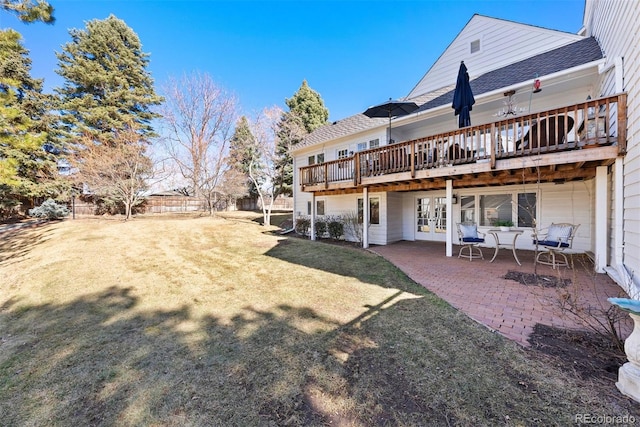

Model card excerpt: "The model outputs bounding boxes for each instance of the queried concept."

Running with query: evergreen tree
[0,29,60,215]
[1,0,54,24]
[275,80,329,195]
[55,15,163,145]
[228,115,260,197]
[285,79,329,134]
[54,15,162,215]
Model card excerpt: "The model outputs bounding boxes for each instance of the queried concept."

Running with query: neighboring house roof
[297,37,603,150]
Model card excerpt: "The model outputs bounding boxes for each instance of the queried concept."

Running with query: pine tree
[0,29,60,215]
[228,116,260,197]
[275,80,329,195]
[1,0,54,24]
[285,79,329,134]
[55,15,163,145]
[55,15,163,216]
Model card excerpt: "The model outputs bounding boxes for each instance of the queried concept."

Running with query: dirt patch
[528,324,640,415]
[504,270,571,288]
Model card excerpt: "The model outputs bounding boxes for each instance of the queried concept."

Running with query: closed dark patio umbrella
[452,61,475,128]
[364,98,419,143]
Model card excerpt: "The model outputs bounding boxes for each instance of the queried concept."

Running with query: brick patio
[369,240,626,346]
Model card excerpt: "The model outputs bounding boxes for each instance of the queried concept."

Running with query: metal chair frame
[456,222,486,261]
[533,223,580,269]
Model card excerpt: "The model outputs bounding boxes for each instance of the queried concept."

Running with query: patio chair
[457,222,486,261]
[516,115,575,151]
[533,223,580,269]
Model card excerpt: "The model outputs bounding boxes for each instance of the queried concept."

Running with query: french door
[416,196,447,241]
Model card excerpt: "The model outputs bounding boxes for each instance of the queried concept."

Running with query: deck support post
[446,180,453,257]
[310,193,316,241]
[363,187,369,249]
[595,165,608,273]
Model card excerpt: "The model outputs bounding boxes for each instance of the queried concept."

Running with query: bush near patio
[1,214,637,425]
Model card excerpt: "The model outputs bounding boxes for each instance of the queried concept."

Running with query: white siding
[586,0,640,287]
[386,192,404,243]
[408,15,582,97]
[453,180,594,251]
[296,192,389,245]
[402,194,416,241]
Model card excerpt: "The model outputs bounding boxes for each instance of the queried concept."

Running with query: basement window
[471,192,537,227]
[357,197,380,225]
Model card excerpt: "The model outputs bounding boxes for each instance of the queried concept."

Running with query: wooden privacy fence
[144,196,208,213]
[68,195,293,216]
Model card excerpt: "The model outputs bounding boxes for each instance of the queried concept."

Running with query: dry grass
[0,214,632,426]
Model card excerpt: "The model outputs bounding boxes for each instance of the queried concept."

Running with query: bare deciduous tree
[159,72,237,214]
[219,168,249,209]
[73,126,152,220]
[249,106,288,226]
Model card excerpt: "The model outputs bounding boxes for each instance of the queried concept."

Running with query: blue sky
[1,0,585,121]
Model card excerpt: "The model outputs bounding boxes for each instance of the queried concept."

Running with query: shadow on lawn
[264,237,425,294]
[2,285,636,425]
[0,221,56,266]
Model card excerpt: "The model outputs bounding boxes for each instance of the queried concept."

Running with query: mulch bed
[528,323,640,415]
[504,270,571,288]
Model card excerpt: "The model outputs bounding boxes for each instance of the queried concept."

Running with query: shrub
[295,216,310,237]
[28,199,69,220]
[315,219,327,239]
[327,217,344,240]
[0,198,22,221]
[342,211,363,243]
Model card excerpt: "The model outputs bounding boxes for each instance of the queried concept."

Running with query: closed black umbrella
[452,61,475,128]
[364,98,419,143]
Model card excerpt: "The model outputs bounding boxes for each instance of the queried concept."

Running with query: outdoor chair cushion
[547,224,573,243]
[535,239,570,248]
[462,237,485,243]
[459,224,478,239]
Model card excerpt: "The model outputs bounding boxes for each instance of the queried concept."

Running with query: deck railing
[300,94,626,188]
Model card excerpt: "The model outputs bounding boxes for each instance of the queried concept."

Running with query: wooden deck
[300,94,626,195]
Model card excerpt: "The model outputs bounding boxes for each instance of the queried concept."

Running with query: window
[370,198,380,224]
[460,195,476,223]
[308,153,324,165]
[474,192,537,227]
[357,142,367,152]
[480,194,512,227]
[337,149,349,159]
[369,139,379,149]
[357,197,380,225]
[470,39,480,54]
[517,193,537,227]
[308,200,326,216]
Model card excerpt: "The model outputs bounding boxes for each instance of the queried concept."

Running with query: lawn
[0,213,633,426]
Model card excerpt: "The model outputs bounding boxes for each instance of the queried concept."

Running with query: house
[291,1,639,296]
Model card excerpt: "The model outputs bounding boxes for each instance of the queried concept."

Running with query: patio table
[488,229,523,265]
